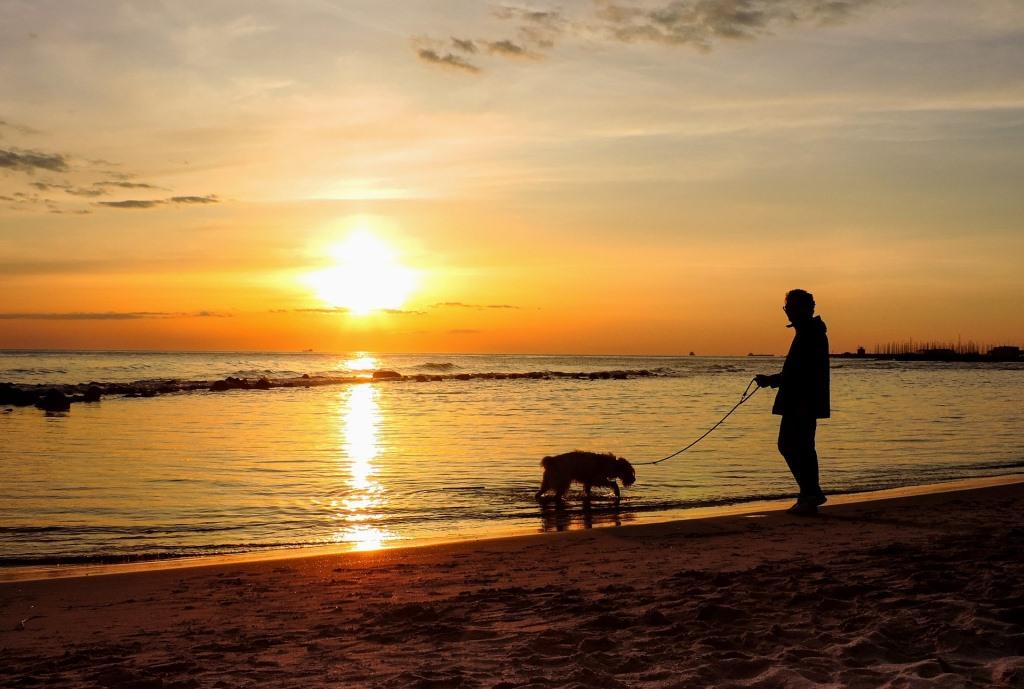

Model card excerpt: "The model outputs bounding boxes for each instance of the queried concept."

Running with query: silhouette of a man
[755,289,830,516]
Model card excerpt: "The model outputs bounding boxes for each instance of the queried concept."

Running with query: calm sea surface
[2,351,1022,565]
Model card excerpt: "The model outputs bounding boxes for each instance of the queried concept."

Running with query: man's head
[783,289,815,323]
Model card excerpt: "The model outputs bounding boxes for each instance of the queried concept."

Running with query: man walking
[755,289,830,516]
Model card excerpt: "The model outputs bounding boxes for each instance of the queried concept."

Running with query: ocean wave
[412,362,460,371]
[231,368,301,377]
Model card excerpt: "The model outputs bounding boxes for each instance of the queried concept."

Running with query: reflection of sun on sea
[344,524,390,552]
[342,354,378,378]
[344,386,379,492]
[305,231,417,315]
[332,384,394,551]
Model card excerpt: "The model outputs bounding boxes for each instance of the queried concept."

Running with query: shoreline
[4,473,1022,584]
[3,476,1022,687]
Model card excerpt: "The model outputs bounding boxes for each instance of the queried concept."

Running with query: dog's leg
[535,473,550,502]
[594,478,621,503]
[553,479,570,507]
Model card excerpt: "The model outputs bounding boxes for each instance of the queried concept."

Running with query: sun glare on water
[307,232,417,315]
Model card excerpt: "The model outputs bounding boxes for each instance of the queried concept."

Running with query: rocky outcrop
[2,368,662,414]
[35,389,71,412]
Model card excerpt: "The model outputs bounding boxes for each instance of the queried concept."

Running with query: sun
[306,232,417,315]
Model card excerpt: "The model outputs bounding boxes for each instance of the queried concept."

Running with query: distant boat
[301,348,314,353]
[747,353,774,357]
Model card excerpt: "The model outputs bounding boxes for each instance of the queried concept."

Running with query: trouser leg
[778,415,821,499]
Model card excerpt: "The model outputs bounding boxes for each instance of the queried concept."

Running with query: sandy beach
[2,477,1023,688]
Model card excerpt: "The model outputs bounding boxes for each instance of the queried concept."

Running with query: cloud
[96,194,219,209]
[485,39,532,57]
[593,0,878,50]
[284,307,352,314]
[417,0,879,71]
[383,308,427,316]
[64,186,107,197]
[423,37,538,74]
[169,194,219,204]
[97,199,163,209]
[452,37,478,53]
[416,47,481,73]
[432,301,520,310]
[29,181,106,197]
[0,311,231,320]
[95,180,161,190]
[28,181,64,192]
[493,6,568,48]
[0,118,40,136]
[0,148,68,173]
[448,328,483,334]
[0,258,183,276]
[278,306,425,316]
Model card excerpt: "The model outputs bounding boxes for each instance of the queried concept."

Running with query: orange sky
[2,2,1022,354]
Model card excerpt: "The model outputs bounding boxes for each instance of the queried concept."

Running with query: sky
[1,0,1022,355]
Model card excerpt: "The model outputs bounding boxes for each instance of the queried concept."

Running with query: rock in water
[35,389,71,412]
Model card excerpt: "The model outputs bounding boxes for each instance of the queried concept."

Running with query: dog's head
[615,457,636,487]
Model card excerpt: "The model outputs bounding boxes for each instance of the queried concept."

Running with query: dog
[535,451,636,505]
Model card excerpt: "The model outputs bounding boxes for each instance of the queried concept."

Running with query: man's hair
[785,289,815,310]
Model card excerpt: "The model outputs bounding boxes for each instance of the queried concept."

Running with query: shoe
[786,501,818,516]
[803,493,827,507]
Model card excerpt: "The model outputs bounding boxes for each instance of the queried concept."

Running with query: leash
[632,377,761,466]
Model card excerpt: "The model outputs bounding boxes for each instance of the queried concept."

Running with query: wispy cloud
[416,47,481,73]
[486,39,533,57]
[283,307,352,314]
[97,194,219,209]
[1,122,203,214]
[0,118,40,136]
[29,181,106,197]
[417,0,880,72]
[452,37,478,53]
[65,186,107,197]
[276,306,425,316]
[433,301,520,310]
[594,0,879,50]
[0,148,68,173]
[96,199,163,209]
[95,180,161,190]
[0,311,231,320]
[169,194,219,204]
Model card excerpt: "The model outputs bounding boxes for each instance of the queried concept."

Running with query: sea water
[1,351,1022,564]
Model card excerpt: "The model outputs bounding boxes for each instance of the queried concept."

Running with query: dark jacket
[768,315,830,418]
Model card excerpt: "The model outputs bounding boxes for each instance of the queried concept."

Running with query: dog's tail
[540,455,554,468]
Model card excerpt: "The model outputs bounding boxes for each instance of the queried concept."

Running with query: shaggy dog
[535,451,636,505]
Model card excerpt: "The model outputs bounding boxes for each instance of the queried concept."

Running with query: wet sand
[2,477,1023,688]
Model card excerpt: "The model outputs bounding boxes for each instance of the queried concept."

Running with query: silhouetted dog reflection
[535,451,635,506]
